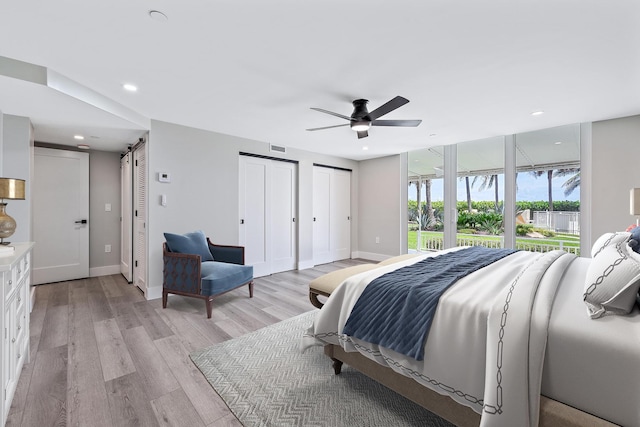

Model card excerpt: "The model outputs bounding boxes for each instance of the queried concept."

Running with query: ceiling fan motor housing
[350,99,371,130]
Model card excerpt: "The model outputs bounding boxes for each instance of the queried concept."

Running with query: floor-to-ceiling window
[515,124,581,255]
[456,137,505,248]
[408,147,444,251]
[407,124,581,254]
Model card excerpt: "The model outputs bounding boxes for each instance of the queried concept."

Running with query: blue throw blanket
[342,246,517,361]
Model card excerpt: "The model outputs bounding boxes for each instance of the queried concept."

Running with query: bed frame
[324,344,618,427]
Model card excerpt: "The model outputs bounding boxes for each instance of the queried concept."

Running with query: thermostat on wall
[158,172,171,183]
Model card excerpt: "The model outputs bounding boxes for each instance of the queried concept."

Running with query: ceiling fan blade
[367,96,410,120]
[357,130,369,139]
[306,123,350,131]
[371,119,422,127]
[310,107,354,121]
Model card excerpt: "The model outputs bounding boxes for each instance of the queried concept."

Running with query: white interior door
[271,162,297,274]
[133,144,147,295]
[313,167,332,265]
[33,147,89,284]
[239,156,297,277]
[239,156,269,277]
[331,169,351,260]
[120,152,132,282]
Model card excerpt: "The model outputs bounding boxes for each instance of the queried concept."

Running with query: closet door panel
[331,169,351,261]
[239,157,270,277]
[271,162,297,274]
[312,167,332,265]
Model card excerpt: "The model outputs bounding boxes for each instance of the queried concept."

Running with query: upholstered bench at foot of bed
[309,254,420,309]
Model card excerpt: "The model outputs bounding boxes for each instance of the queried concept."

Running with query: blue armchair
[162,236,254,318]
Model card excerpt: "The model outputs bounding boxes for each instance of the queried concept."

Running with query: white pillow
[590,232,630,258]
[584,241,640,318]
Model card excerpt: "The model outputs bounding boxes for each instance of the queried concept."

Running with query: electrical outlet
[375,236,380,244]
[105,203,111,212]
[105,244,111,253]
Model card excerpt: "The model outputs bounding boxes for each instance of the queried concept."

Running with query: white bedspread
[302,248,576,427]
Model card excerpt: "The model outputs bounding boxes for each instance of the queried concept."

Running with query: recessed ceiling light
[149,10,168,21]
[554,141,563,145]
[77,144,90,150]
[74,135,84,140]
[123,83,138,92]
[531,111,545,116]
[362,146,369,151]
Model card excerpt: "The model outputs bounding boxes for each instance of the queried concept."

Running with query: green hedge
[409,200,579,214]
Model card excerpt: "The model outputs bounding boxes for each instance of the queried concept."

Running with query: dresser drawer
[16,253,29,285]
[15,301,25,352]
[3,267,16,299]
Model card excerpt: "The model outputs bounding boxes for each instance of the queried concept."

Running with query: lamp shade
[0,178,25,200]
[630,188,640,216]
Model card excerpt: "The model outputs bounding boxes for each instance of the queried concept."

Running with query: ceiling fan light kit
[307,96,422,139]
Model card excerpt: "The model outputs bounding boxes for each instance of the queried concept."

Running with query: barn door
[120,151,133,283]
[132,143,147,295]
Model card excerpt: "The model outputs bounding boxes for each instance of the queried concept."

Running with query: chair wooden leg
[162,289,168,308]
[205,298,213,318]
[248,281,254,298]
[309,291,324,309]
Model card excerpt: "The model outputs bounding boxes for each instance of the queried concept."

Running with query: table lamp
[0,178,26,245]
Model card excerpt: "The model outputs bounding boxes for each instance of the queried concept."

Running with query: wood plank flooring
[8,259,368,427]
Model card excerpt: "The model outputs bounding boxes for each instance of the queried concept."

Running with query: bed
[302,239,640,427]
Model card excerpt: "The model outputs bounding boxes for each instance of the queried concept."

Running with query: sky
[408,173,579,203]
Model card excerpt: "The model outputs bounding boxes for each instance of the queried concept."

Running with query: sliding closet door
[313,166,351,265]
[270,161,297,274]
[240,157,269,277]
[312,167,332,265]
[331,169,351,261]
[239,156,297,277]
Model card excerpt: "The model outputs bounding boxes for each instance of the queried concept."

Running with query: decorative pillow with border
[590,232,630,258]
[164,230,214,261]
[583,241,640,319]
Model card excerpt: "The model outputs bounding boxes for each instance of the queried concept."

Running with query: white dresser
[0,243,33,425]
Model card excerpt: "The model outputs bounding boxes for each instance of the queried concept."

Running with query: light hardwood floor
[8,259,368,427]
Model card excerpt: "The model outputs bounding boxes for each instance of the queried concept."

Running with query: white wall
[1,114,33,243]
[590,114,640,245]
[146,119,359,299]
[357,154,406,260]
[89,150,122,275]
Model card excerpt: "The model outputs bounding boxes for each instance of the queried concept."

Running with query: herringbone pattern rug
[190,311,454,426]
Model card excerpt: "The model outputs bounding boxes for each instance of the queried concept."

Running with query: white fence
[531,211,580,235]
[417,233,580,256]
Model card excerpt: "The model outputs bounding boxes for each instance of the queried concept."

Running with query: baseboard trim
[352,251,390,262]
[89,265,120,277]
[297,260,315,270]
[146,286,162,300]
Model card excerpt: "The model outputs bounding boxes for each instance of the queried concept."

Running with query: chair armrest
[207,238,245,265]
[163,243,202,294]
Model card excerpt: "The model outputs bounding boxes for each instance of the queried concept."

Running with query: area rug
[190,311,454,427]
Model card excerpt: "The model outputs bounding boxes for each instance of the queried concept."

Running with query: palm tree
[459,176,472,211]
[531,170,554,211]
[472,174,500,211]
[555,169,580,197]
[424,179,435,228]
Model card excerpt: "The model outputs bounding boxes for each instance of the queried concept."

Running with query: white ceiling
[0,1,639,160]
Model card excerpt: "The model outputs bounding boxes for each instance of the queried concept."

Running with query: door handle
[75,219,88,224]
[240,219,245,224]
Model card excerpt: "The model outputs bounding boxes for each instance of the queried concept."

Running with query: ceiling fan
[306,96,422,139]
